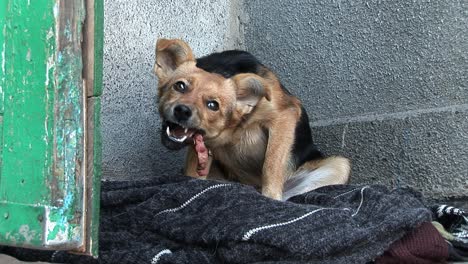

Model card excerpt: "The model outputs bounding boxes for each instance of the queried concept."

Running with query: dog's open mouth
[165,121,199,144]
[162,121,209,176]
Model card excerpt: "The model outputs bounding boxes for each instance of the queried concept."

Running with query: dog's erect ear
[154,39,195,82]
[233,73,271,114]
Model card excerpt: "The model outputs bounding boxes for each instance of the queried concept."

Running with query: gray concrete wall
[102,0,243,181]
[102,0,467,199]
[244,0,468,198]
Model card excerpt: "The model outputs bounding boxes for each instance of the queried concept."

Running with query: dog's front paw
[262,187,282,200]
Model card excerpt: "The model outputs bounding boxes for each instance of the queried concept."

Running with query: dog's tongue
[171,126,187,138]
[193,134,209,177]
[168,124,196,139]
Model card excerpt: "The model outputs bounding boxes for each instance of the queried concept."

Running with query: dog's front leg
[262,113,297,200]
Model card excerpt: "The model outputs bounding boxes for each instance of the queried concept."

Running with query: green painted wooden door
[0,0,102,256]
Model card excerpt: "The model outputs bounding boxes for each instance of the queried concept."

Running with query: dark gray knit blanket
[1,175,432,264]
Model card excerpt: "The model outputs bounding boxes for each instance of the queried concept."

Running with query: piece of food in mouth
[165,121,209,176]
[193,134,209,177]
[165,122,196,143]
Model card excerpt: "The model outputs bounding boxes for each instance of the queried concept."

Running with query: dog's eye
[173,81,187,93]
[206,100,219,111]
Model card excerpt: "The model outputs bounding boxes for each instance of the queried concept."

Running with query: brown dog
[155,39,350,200]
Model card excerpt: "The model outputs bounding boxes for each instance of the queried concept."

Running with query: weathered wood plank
[0,0,101,255]
[0,0,6,114]
[93,0,104,97]
[1,0,56,206]
[79,0,103,256]
[0,0,58,246]
[0,1,5,183]
[45,0,86,248]
[82,97,101,256]
[83,0,103,97]
[0,0,88,250]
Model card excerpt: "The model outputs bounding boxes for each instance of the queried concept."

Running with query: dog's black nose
[173,104,192,121]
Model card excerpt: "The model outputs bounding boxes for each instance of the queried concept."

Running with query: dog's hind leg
[282,156,351,201]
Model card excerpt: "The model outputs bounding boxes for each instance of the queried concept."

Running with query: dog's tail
[282,156,351,201]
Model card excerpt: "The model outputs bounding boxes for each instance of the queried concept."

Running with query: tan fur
[155,38,350,200]
[296,156,351,187]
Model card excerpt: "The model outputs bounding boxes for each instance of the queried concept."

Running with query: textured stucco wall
[244,0,468,198]
[102,0,467,199]
[102,0,243,180]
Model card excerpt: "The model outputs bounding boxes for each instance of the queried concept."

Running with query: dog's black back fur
[196,51,323,168]
[196,50,262,78]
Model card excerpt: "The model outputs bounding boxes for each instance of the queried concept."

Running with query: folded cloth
[375,222,448,264]
[1,175,433,264]
[431,204,468,243]
[430,204,468,261]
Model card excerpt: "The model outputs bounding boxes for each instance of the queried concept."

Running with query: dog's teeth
[166,126,171,136]
[184,128,188,133]
[173,135,187,143]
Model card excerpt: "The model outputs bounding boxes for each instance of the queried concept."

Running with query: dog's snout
[173,104,192,122]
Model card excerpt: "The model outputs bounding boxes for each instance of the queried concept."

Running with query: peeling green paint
[0,0,96,251]
[0,0,6,114]
[92,0,104,97]
[47,1,86,244]
[1,0,56,207]
[0,1,6,180]
[0,203,44,246]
